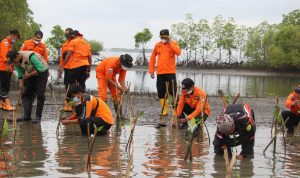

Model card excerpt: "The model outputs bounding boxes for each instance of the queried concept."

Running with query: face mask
[161,39,168,44]
[72,96,81,103]
[121,65,128,71]
[34,40,39,45]
[11,38,16,44]
[186,89,193,95]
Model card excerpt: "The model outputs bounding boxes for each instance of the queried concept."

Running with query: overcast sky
[28,0,299,49]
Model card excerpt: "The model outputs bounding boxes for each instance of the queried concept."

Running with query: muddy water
[0,95,300,177]
[46,66,300,97]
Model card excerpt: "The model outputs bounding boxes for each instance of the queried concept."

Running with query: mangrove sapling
[126,111,143,153]
[1,118,10,176]
[56,84,70,135]
[171,80,180,129]
[86,125,104,171]
[263,118,290,154]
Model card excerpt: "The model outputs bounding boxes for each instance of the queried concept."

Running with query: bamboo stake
[171,80,180,129]
[263,118,290,154]
[56,84,70,135]
[126,112,140,153]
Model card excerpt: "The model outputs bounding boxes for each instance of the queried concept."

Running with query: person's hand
[237,154,245,160]
[61,119,68,125]
[121,87,128,93]
[178,118,188,124]
[150,73,155,79]
[58,67,63,79]
[23,73,30,79]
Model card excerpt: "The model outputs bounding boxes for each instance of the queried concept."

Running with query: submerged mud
[0,92,299,177]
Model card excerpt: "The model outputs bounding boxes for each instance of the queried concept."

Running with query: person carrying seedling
[213,103,256,160]
[176,78,211,134]
[61,84,114,135]
[58,28,91,112]
[6,49,48,123]
[20,30,48,62]
[95,54,133,115]
[281,84,300,134]
[148,29,181,117]
[0,29,20,111]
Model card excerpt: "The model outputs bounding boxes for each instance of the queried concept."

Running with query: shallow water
[1,109,300,177]
[46,67,300,97]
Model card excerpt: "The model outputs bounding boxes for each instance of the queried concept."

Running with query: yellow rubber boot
[3,98,15,111]
[159,99,168,116]
[63,100,72,112]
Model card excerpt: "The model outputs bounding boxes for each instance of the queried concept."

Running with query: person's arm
[62,119,78,125]
[187,97,203,120]
[63,51,72,66]
[24,54,44,79]
[18,78,24,98]
[107,78,123,91]
[176,94,185,118]
[1,40,11,71]
[118,70,127,92]
[169,41,181,56]
[148,45,157,78]
[42,44,49,62]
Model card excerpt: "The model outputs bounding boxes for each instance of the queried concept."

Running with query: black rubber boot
[19,98,33,122]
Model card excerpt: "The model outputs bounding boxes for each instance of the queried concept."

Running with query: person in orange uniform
[148,29,181,117]
[177,78,211,130]
[61,84,114,135]
[20,30,48,62]
[96,54,133,113]
[59,28,91,111]
[281,84,300,133]
[0,29,20,111]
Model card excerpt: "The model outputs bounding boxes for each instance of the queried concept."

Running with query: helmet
[216,114,235,135]
[120,54,133,70]
[159,29,169,38]
[181,78,194,90]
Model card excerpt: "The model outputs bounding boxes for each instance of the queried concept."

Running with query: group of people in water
[0,28,299,160]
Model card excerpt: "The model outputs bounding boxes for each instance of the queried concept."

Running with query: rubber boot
[3,98,15,111]
[63,99,72,112]
[32,97,45,123]
[159,99,168,116]
[19,98,32,121]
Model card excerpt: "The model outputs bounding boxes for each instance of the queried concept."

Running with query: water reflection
[46,67,300,97]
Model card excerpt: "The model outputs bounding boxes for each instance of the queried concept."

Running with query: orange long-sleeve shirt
[285,92,300,115]
[0,37,13,71]
[59,40,72,68]
[20,38,49,62]
[176,86,211,120]
[148,40,181,75]
[96,57,126,82]
[61,37,91,69]
[70,95,114,124]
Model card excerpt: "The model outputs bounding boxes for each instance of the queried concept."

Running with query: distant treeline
[171,10,300,70]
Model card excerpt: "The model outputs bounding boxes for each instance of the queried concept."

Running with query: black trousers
[79,117,112,136]
[156,74,177,99]
[282,110,300,132]
[64,65,88,90]
[23,70,48,119]
[0,71,12,98]
[178,104,208,121]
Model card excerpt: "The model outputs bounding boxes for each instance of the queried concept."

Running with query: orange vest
[61,37,91,69]
[84,95,114,124]
[59,40,72,68]
[96,57,126,82]
[0,37,13,72]
[148,40,181,75]
[285,92,300,115]
[20,38,49,62]
[176,86,211,120]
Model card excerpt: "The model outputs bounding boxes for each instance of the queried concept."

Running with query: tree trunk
[142,47,146,65]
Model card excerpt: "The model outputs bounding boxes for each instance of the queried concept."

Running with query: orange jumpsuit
[20,38,49,62]
[148,40,181,75]
[0,37,13,72]
[285,92,300,115]
[96,57,126,101]
[177,86,211,120]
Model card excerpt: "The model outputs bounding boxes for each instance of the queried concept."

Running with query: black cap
[160,29,169,38]
[67,84,85,98]
[10,29,20,39]
[6,50,19,64]
[182,78,194,90]
[120,54,133,68]
[72,30,83,37]
[35,30,43,38]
